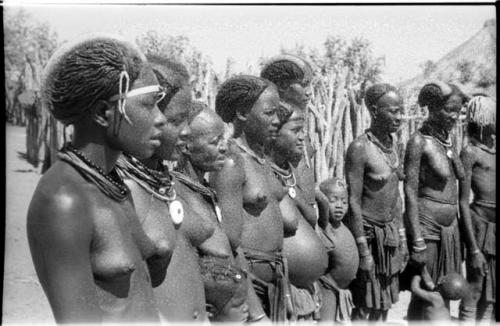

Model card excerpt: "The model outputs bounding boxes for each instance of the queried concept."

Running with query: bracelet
[356,236,368,245]
[413,244,427,253]
[469,249,481,256]
[249,313,267,322]
[398,228,406,235]
[413,237,424,244]
[359,251,371,258]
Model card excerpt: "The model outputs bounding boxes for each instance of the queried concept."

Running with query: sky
[6,4,496,84]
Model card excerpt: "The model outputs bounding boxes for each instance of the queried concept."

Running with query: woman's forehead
[130,64,159,90]
[378,91,402,106]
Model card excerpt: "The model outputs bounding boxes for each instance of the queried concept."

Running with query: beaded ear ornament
[108,70,166,125]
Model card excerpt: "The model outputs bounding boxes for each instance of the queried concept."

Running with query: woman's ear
[235,110,247,122]
[91,100,114,128]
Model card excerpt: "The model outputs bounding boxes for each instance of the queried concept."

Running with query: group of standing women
[27,35,495,325]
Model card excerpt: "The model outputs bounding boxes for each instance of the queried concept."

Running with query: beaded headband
[108,70,166,124]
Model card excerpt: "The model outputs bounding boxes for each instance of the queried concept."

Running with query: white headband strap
[110,70,165,125]
[109,85,163,102]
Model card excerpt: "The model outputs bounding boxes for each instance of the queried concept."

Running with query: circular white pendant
[169,200,184,226]
[215,204,223,223]
[446,150,453,159]
[288,187,296,199]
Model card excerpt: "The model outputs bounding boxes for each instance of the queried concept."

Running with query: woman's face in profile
[434,94,462,132]
[156,87,191,161]
[110,66,166,159]
[283,75,312,109]
[374,91,403,133]
[243,86,280,146]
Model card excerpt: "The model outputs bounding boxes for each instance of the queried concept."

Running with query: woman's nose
[179,124,191,140]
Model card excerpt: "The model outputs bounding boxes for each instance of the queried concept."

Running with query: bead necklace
[269,161,297,199]
[234,141,266,166]
[58,144,129,201]
[170,170,223,223]
[472,139,496,155]
[116,154,183,226]
[365,130,398,167]
[420,122,453,159]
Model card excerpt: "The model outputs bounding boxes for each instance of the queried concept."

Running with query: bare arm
[345,140,367,240]
[459,146,486,277]
[403,133,426,264]
[315,188,330,229]
[345,140,375,279]
[209,154,246,252]
[27,189,102,323]
[294,189,318,227]
[411,275,441,304]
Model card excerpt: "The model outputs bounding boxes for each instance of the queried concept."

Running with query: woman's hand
[359,254,375,282]
[468,250,487,278]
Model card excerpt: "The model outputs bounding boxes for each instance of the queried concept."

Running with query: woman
[458,95,494,323]
[27,36,166,323]
[267,107,328,320]
[211,75,292,321]
[115,56,188,291]
[261,55,316,207]
[404,81,474,320]
[345,83,408,321]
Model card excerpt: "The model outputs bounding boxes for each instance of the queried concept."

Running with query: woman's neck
[72,126,120,174]
[267,148,289,170]
[177,157,205,184]
[426,118,450,138]
[140,155,161,170]
[238,133,265,158]
[369,124,392,147]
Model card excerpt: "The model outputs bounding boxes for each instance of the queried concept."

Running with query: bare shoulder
[28,161,94,238]
[346,135,368,162]
[211,144,245,184]
[407,131,426,150]
[460,143,478,158]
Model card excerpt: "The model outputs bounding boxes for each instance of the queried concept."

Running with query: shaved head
[189,108,224,139]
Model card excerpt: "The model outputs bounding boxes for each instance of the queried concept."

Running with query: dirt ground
[2,125,460,324]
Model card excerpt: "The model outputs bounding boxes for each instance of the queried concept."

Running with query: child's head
[466,95,496,142]
[201,257,249,323]
[435,272,468,301]
[319,178,348,223]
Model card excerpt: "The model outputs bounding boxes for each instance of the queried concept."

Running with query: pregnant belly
[326,226,359,289]
[284,218,328,289]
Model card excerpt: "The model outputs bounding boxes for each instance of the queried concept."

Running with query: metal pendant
[215,204,222,223]
[288,187,296,199]
[169,200,184,226]
[446,150,453,159]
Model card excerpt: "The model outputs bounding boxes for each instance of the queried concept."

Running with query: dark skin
[121,88,193,289]
[404,93,485,319]
[411,275,452,321]
[275,66,317,207]
[269,111,328,289]
[174,108,268,322]
[459,124,494,308]
[346,91,408,284]
[27,66,167,323]
[320,184,359,290]
[405,93,483,271]
[211,86,287,283]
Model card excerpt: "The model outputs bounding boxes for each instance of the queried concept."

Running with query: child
[200,256,250,323]
[317,178,359,323]
[411,272,469,321]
